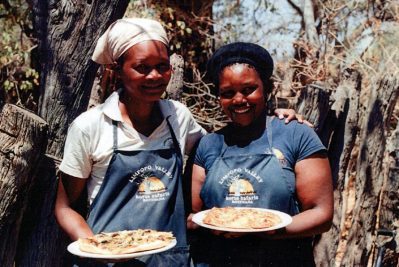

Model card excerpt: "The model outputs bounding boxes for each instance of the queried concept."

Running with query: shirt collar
[102,90,123,122]
[101,89,173,122]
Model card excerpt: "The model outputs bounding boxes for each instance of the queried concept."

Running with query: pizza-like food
[203,207,282,229]
[78,229,175,255]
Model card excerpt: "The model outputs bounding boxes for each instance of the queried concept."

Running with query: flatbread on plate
[78,229,175,255]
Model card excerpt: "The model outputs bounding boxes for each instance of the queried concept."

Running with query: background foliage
[0,0,39,111]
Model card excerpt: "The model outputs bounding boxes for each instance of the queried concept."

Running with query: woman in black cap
[188,42,333,266]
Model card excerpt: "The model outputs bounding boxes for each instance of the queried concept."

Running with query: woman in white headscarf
[55,18,206,266]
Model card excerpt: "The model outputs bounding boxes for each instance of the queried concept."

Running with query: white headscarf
[92,18,169,64]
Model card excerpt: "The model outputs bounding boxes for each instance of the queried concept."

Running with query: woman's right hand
[274,108,314,127]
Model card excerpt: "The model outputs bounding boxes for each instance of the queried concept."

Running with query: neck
[226,111,267,145]
[119,92,163,136]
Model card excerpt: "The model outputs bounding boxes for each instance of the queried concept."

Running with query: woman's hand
[274,108,313,127]
[187,213,200,230]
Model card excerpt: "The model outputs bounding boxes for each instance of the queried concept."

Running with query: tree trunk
[374,121,399,266]
[341,74,399,266]
[310,69,362,266]
[295,82,332,137]
[308,72,399,266]
[16,1,129,266]
[166,54,185,101]
[0,104,48,267]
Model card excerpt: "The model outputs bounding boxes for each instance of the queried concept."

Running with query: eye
[220,90,235,99]
[241,86,257,96]
[156,63,171,73]
[134,64,152,74]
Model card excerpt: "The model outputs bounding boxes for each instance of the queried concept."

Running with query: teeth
[233,107,250,114]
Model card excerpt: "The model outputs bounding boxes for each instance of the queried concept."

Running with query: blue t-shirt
[194,118,326,191]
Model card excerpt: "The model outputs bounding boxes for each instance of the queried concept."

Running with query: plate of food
[192,207,292,232]
[67,229,177,259]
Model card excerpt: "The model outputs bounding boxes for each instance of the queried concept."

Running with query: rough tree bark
[295,82,332,140]
[307,69,362,267]
[375,121,399,266]
[341,75,399,266]
[0,104,48,267]
[303,72,399,266]
[292,1,399,265]
[15,1,129,266]
[166,54,185,101]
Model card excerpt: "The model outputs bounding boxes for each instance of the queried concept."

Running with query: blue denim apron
[73,117,189,267]
[191,116,315,267]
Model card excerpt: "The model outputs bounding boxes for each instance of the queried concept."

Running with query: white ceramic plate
[67,238,177,260]
[192,207,292,232]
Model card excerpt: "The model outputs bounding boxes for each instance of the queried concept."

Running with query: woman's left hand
[187,213,200,230]
[274,108,313,127]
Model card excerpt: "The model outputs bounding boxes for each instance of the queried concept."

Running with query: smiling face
[119,40,171,103]
[219,64,266,127]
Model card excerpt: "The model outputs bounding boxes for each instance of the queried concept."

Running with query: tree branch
[287,0,303,16]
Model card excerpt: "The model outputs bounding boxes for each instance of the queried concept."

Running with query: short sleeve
[194,137,207,168]
[293,123,326,162]
[184,111,207,155]
[59,121,92,178]
[193,134,223,171]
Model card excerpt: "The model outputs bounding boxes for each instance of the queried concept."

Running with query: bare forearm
[271,208,332,239]
[56,207,93,241]
[55,173,93,240]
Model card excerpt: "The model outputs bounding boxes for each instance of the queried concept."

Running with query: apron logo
[138,176,166,194]
[228,178,255,196]
[218,168,262,204]
[135,174,171,201]
[129,165,173,202]
[129,165,173,184]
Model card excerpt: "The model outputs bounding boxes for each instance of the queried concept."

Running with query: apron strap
[266,116,273,151]
[220,116,274,156]
[111,117,182,168]
[165,116,183,171]
[112,120,118,151]
[220,138,229,156]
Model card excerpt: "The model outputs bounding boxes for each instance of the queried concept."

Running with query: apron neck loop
[266,116,273,151]
[112,120,118,151]
[220,140,229,156]
[221,116,274,156]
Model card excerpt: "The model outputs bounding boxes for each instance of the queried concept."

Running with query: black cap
[206,42,274,93]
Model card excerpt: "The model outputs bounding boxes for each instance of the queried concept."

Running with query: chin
[230,115,255,127]
[141,91,166,101]
[144,95,164,103]
[231,120,253,127]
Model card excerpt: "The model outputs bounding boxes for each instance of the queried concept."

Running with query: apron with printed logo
[191,116,315,267]
[73,117,189,267]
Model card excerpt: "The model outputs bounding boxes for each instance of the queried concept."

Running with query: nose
[146,68,162,79]
[232,92,247,104]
